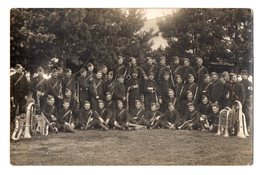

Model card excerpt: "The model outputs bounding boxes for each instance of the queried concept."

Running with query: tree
[157,9,253,73]
[10,8,153,72]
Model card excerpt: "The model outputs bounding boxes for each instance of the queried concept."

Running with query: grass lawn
[10,129,253,165]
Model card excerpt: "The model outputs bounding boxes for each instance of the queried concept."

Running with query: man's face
[160,59,166,66]
[81,71,87,77]
[84,103,91,110]
[38,70,44,76]
[131,58,137,65]
[176,77,182,84]
[164,74,170,80]
[151,105,157,112]
[106,94,112,101]
[96,72,102,79]
[118,57,123,64]
[202,97,208,104]
[118,77,124,83]
[212,75,218,82]
[98,102,104,109]
[48,98,55,106]
[52,72,58,78]
[187,93,193,100]
[117,102,123,109]
[204,76,210,83]
[241,74,248,80]
[16,68,23,74]
[148,74,154,80]
[212,106,219,114]
[135,102,142,109]
[168,105,174,111]
[188,76,194,83]
[168,90,174,98]
[147,59,153,65]
[188,105,195,112]
[196,58,203,66]
[102,67,108,74]
[184,61,189,67]
[232,75,238,82]
[174,59,179,65]
[63,102,70,109]
[65,72,71,78]
[88,65,94,72]
[223,74,230,81]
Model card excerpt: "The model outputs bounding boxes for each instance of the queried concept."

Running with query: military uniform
[47,71,63,108]
[164,108,180,127]
[75,107,96,129]
[89,77,105,111]
[113,108,130,129]
[57,107,74,132]
[229,81,245,105]
[126,76,142,113]
[10,64,28,116]
[143,78,159,111]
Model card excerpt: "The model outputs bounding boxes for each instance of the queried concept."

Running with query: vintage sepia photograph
[9,8,253,165]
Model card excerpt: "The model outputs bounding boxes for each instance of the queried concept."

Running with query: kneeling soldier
[95,100,113,130]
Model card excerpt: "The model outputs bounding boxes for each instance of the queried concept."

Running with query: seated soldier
[95,99,113,130]
[179,102,203,130]
[197,95,212,116]
[113,100,130,130]
[57,99,75,132]
[40,95,58,133]
[207,103,221,132]
[145,102,168,129]
[164,102,180,130]
[127,99,148,130]
[74,100,96,130]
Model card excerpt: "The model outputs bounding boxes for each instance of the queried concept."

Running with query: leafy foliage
[157,9,253,72]
[10,9,153,72]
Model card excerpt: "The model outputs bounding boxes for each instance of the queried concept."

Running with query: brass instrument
[11,114,26,141]
[41,112,58,135]
[58,82,63,99]
[74,81,80,108]
[216,107,231,136]
[235,100,249,138]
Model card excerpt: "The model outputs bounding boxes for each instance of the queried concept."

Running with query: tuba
[11,98,36,141]
[235,100,249,138]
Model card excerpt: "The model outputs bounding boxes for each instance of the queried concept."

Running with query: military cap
[83,100,90,105]
[80,68,86,73]
[87,63,94,68]
[159,56,166,61]
[52,68,58,74]
[106,91,112,96]
[47,95,54,100]
[211,72,218,76]
[222,71,229,76]
[201,95,208,100]
[183,58,190,62]
[188,74,194,79]
[187,102,195,107]
[135,99,141,104]
[98,99,104,104]
[241,70,248,75]
[64,68,72,74]
[15,64,23,69]
[187,90,193,95]
[37,66,44,73]
[173,56,179,61]
[145,57,152,62]
[63,99,70,104]
[117,100,123,104]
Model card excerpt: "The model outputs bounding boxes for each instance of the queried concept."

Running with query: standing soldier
[198,74,212,103]
[171,56,183,83]
[31,66,48,113]
[194,57,208,85]
[227,73,245,106]
[89,70,105,111]
[183,74,199,102]
[113,74,127,107]
[210,72,224,108]
[222,71,231,107]
[47,68,63,108]
[142,57,157,81]
[156,56,167,82]
[104,70,115,94]
[142,71,159,111]
[62,68,75,96]
[126,57,139,82]
[182,58,196,82]
[105,91,116,112]
[86,63,95,81]
[77,68,90,107]
[114,56,127,80]
[126,68,142,113]
[240,70,253,132]
[10,64,28,122]
[175,74,185,112]
[158,70,174,112]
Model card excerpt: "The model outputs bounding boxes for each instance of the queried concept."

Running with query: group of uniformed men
[10,55,253,133]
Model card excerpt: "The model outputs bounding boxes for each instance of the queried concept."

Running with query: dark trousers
[13,91,26,115]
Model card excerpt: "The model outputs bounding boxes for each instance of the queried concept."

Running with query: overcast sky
[143,9,173,19]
